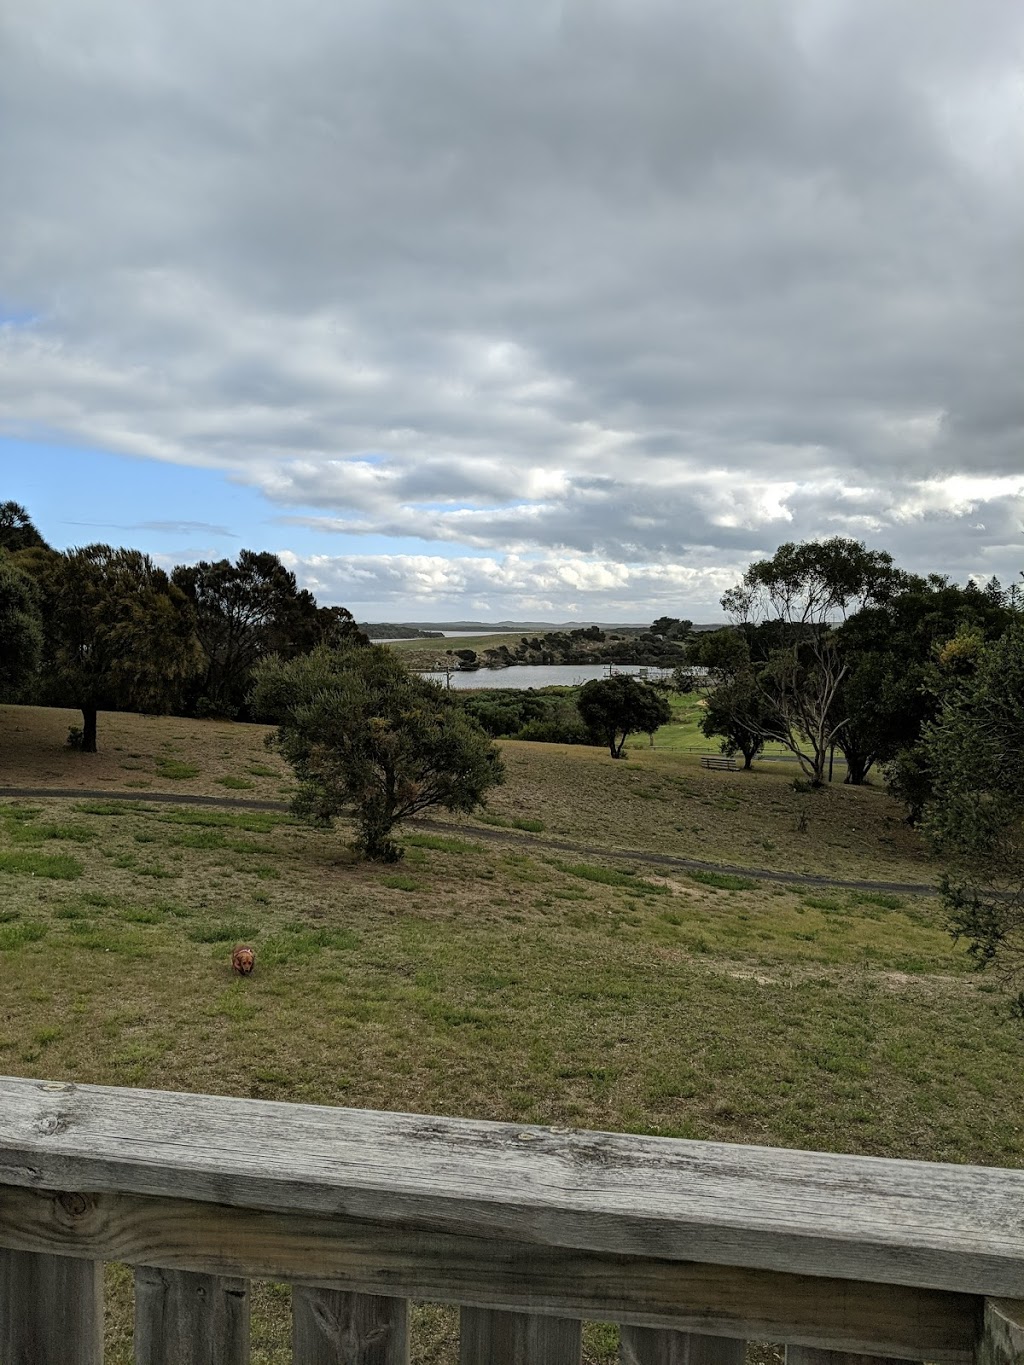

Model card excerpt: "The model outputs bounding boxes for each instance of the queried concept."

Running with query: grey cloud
[2,0,1024,613]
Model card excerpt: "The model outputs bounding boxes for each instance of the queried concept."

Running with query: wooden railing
[0,1077,1022,1364]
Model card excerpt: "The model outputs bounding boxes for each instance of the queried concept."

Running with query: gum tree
[251,644,504,861]
[42,545,200,752]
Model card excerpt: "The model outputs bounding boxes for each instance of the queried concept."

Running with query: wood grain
[459,1307,582,1365]
[620,1326,745,1365]
[0,1247,102,1365]
[785,1351,916,1365]
[0,1185,979,1361]
[134,1265,250,1365]
[977,1299,1024,1365]
[0,1077,1020,1298]
[292,1288,409,1364]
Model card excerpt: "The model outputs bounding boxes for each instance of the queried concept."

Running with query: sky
[2,0,1023,622]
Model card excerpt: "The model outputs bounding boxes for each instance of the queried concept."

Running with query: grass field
[384,632,532,670]
[1,703,1021,1362]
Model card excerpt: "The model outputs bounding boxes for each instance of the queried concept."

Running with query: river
[418,664,673,690]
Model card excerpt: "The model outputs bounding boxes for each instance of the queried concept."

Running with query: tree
[172,551,328,716]
[0,501,47,554]
[921,628,1024,1010]
[576,675,672,758]
[250,644,504,861]
[0,554,42,700]
[721,538,904,785]
[699,676,770,769]
[839,576,1022,793]
[41,546,200,752]
[651,616,692,641]
[686,628,774,768]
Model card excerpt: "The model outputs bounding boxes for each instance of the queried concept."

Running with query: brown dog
[231,944,255,975]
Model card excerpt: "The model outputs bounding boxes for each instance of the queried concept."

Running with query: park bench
[701,754,737,770]
[1,1075,1022,1363]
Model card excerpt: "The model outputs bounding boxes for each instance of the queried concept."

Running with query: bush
[251,645,504,861]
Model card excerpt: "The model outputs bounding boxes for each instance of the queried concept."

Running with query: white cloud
[2,0,1024,613]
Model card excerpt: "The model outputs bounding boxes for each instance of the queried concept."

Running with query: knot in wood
[56,1191,90,1219]
[33,1113,68,1136]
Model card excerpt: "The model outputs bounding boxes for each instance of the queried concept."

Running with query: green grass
[0,921,48,950]
[154,757,201,780]
[215,774,255,790]
[687,869,759,892]
[187,923,259,944]
[0,711,1017,1365]
[552,861,670,895]
[404,833,483,854]
[0,849,84,879]
[381,873,420,892]
[477,812,546,833]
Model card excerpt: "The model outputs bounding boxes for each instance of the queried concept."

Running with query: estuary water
[418,664,672,690]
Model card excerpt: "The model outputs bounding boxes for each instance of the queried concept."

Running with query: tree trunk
[81,707,98,754]
[742,751,754,770]
[843,753,872,785]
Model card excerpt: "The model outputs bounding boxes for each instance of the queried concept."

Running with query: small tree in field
[577,675,672,759]
[250,645,504,861]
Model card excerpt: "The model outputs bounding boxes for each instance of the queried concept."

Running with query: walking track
[0,786,938,897]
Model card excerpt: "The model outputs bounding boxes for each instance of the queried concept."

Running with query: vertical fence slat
[785,1351,919,1365]
[459,1307,582,1365]
[0,1248,103,1365]
[134,1265,250,1365]
[292,1288,409,1364]
[620,1325,746,1365]
[977,1299,1024,1365]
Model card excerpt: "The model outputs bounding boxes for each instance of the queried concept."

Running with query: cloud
[2,0,1023,612]
[279,550,743,620]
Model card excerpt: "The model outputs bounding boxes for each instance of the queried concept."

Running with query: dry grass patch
[0,704,291,800]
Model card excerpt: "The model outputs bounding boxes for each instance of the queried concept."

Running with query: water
[370,630,521,642]
[418,664,673,690]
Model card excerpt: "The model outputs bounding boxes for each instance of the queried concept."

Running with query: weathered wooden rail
[0,1078,1022,1364]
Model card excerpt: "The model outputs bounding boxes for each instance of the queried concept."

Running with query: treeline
[679,537,1024,1003]
[0,502,367,751]
[681,538,1023,798]
[469,619,690,670]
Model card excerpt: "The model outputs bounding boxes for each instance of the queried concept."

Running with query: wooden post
[0,1248,103,1365]
[621,1326,745,1365]
[134,1265,250,1364]
[292,1287,409,1364]
[460,1307,582,1365]
[785,1352,918,1365]
[977,1299,1024,1365]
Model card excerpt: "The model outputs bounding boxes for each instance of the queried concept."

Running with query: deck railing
[0,1076,1021,1364]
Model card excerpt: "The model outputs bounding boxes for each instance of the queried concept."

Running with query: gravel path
[0,786,937,897]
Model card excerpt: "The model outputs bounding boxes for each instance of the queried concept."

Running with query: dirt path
[0,786,938,897]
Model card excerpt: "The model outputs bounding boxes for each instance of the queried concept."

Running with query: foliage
[251,644,504,861]
[576,675,672,759]
[0,553,42,700]
[39,545,200,752]
[699,676,770,769]
[837,576,1022,790]
[172,551,366,717]
[650,616,693,641]
[0,501,47,554]
[922,627,1024,1002]
[721,539,906,785]
[457,687,595,745]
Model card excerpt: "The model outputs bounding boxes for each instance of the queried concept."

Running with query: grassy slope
[0,704,1021,1362]
[385,632,536,670]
